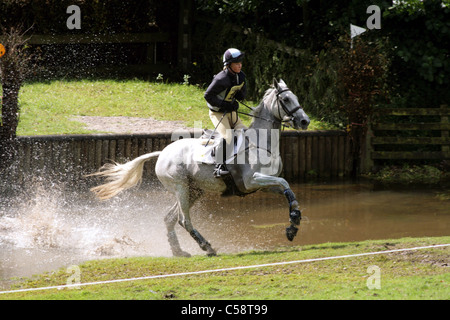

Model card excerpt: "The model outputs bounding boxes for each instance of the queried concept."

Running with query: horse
[89,79,310,257]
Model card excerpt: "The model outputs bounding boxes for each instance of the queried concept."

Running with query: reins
[236,87,302,128]
[236,108,291,131]
[236,99,279,124]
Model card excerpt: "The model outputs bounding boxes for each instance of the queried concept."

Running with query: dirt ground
[72,116,191,134]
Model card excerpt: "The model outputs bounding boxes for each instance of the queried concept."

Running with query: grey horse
[89,79,310,256]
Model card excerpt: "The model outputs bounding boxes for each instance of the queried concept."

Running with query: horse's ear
[279,79,286,87]
[273,78,280,90]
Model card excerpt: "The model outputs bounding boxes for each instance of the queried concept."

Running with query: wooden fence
[13,130,352,186]
[370,104,450,163]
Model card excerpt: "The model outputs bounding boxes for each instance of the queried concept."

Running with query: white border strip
[1,243,448,295]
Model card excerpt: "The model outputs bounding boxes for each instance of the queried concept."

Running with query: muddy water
[1,181,449,287]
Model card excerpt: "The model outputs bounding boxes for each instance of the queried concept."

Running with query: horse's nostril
[301,119,309,127]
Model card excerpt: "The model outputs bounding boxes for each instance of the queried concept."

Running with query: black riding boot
[213,138,230,178]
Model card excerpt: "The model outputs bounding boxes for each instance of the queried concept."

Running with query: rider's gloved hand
[221,100,239,112]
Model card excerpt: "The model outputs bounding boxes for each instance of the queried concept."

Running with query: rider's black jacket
[204,68,246,112]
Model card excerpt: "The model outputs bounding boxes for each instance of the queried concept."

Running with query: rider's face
[229,62,242,74]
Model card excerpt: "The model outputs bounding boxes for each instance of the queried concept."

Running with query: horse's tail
[88,151,162,200]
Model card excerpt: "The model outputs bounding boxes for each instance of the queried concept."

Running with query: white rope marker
[0,243,448,295]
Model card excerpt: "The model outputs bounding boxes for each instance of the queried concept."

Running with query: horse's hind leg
[176,183,217,257]
[164,203,191,257]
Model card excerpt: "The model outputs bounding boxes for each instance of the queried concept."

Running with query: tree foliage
[382,0,449,97]
[195,0,449,112]
[337,37,390,174]
[0,0,176,34]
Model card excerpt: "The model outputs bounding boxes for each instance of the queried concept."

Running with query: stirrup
[214,164,229,178]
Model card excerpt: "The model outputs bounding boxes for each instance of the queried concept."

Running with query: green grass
[1,236,448,300]
[364,164,450,185]
[15,79,336,136]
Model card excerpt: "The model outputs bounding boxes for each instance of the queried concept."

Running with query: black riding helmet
[222,48,245,66]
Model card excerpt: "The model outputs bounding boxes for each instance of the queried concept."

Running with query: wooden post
[442,104,449,153]
[178,0,193,70]
[361,121,374,173]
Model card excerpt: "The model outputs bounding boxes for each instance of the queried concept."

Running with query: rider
[204,48,247,177]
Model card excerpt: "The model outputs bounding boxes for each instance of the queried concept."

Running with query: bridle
[275,87,302,122]
[237,86,302,126]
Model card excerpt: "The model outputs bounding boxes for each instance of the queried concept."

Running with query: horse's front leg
[252,172,301,241]
[283,188,302,241]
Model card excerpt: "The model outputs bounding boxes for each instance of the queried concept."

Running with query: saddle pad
[193,139,219,164]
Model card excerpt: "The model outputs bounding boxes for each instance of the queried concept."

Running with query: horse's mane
[252,87,276,117]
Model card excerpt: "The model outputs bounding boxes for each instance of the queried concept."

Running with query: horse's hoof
[206,248,217,257]
[289,210,301,225]
[286,225,298,241]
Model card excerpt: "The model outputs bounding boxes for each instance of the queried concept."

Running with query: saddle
[193,129,244,165]
[194,129,248,197]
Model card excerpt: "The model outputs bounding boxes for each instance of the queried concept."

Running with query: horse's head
[273,79,310,130]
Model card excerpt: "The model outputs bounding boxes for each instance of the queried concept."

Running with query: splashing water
[1,190,66,249]
[0,183,187,285]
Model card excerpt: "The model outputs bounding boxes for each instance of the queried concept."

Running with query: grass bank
[16,79,336,136]
[1,236,449,300]
[364,164,450,186]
